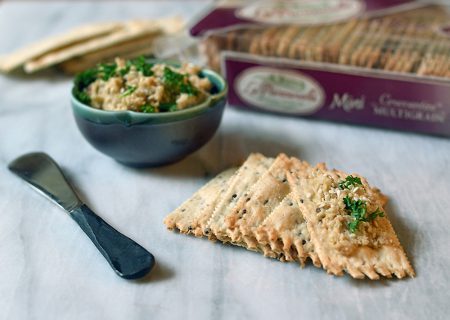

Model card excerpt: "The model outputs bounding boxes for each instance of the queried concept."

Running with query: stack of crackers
[164,153,415,280]
[203,5,450,78]
[0,17,183,75]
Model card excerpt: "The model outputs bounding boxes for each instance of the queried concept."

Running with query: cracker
[24,20,161,73]
[0,22,122,73]
[287,27,315,59]
[260,27,283,56]
[60,46,155,74]
[248,29,265,55]
[225,30,239,51]
[163,166,278,260]
[256,191,321,267]
[164,168,236,235]
[224,154,291,250]
[205,153,274,241]
[59,34,158,74]
[276,26,301,57]
[237,28,259,53]
[287,160,415,279]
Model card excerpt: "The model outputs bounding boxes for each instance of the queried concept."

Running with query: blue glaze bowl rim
[71,62,227,126]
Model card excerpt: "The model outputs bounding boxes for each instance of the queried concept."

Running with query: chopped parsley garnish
[367,208,385,221]
[159,102,178,112]
[343,196,384,233]
[131,56,154,76]
[139,105,156,113]
[163,66,198,100]
[75,91,91,105]
[73,67,98,105]
[119,64,131,77]
[338,175,362,190]
[98,62,117,81]
[180,81,198,95]
[120,85,137,97]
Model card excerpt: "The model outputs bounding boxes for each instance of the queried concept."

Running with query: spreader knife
[8,152,155,280]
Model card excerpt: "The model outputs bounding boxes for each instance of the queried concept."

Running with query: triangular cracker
[24,20,162,73]
[163,168,236,236]
[163,167,277,258]
[206,153,274,241]
[0,22,123,73]
[224,154,291,251]
[255,192,321,267]
[287,159,415,279]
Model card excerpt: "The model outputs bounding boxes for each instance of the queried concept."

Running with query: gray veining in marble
[1,1,450,320]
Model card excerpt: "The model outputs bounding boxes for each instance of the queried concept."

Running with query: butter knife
[8,152,155,280]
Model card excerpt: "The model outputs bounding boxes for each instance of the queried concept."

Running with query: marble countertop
[1,1,450,320]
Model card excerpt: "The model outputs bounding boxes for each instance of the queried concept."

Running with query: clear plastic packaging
[200,4,450,79]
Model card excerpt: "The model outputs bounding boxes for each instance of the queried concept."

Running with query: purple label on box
[224,53,450,137]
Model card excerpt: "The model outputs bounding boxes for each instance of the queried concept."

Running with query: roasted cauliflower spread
[73,57,212,113]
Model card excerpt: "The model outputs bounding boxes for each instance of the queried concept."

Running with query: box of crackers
[190,0,450,137]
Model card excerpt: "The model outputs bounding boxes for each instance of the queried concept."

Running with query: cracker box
[190,0,450,137]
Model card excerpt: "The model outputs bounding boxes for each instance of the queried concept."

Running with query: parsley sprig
[338,175,362,190]
[343,196,384,233]
[120,85,137,97]
[131,56,154,76]
[73,68,98,105]
[159,102,178,112]
[98,63,117,81]
[163,66,198,98]
[139,105,156,113]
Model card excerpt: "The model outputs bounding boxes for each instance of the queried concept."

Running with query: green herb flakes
[98,63,117,81]
[159,102,178,112]
[163,66,198,99]
[119,64,131,77]
[139,105,156,113]
[343,196,384,233]
[131,56,154,76]
[120,85,137,97]
[73,68,98,105]
[338,175,363,190]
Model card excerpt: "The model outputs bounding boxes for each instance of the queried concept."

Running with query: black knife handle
[70,204,155,279]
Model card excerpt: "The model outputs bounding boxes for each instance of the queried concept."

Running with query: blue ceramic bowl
[71,66,227,167]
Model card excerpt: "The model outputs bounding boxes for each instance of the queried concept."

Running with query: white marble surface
[1,1,450,320]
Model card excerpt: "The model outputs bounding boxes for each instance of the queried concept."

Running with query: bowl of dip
[71,58,227,167]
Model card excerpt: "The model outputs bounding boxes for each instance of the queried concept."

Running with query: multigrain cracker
[202,5,450,78]
[163,165,278,259]
[0,22,122,73]
[276,26,301,57]
[59,45,156,74]
[261,27,285,56]
[237,28,258,52]
[59,33,159,74]
[255,192,321,267]
[24,20,163,73]
[163,153,415,280]
[287,161,415,279]
[224,154,292,250]
[164,168,236,236]
[206,153,274,240]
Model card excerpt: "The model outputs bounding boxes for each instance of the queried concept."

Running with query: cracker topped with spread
[287,159,414,279]
[164,153,415,280]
